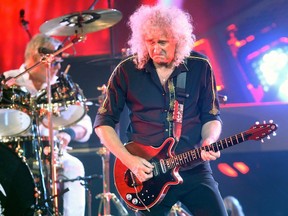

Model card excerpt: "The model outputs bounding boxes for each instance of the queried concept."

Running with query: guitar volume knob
[132,198,138,205]
[126,194,132,201]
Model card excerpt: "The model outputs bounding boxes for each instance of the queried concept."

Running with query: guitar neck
[164,131,249,170]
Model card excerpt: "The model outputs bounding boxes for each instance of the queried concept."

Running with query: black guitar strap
[173,72,188,142]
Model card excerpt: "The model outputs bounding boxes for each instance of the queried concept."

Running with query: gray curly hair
[127,4,196,69]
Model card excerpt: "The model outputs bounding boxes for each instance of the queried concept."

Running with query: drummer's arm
[58,115,93,146]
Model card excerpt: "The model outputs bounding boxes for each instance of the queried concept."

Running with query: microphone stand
[45,59,61,215]
[43,36,86,216]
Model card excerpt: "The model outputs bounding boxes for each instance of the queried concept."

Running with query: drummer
[2,33,92,216]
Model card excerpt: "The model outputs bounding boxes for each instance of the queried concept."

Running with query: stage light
[278,80,288,101]
[218,163,238,177]
[248,43,288,102]
[233,162,250,174]
[218,162,250,177]
[252,46,288,88]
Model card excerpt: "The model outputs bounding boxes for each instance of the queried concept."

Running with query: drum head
[0,108,31,136]
[0,144,35,216]
[41,103,86,130]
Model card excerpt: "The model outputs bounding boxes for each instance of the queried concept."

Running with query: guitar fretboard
[160,132,247,172]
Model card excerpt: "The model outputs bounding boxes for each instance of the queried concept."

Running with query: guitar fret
[229,137,233,145]
[240,132,245,141]
[174,156,179,166]
[220,139,224,149]
[191,150,197,160]
[212,143,217,152]
[182,152,190,163]
[178,154,184,165]
[170,158,175,168]
[217,141,222,150]
[236,135,239,143]
[209,145,213,151]
[187,151,192,161]
[224,138,228,147]
[196,148,201,159]
[214,142,219,152]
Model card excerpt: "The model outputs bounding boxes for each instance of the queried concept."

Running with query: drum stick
[64,64,71,75]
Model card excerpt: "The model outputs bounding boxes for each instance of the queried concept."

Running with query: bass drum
[0,85,32,136]
[0,143,35,216]
[36,74,87,130]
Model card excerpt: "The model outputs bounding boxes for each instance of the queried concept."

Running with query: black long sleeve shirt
[94,51,221,156]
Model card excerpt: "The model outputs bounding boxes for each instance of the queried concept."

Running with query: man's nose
[153,44,160,53]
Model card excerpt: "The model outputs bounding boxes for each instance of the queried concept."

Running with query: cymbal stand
[95,147,128,216]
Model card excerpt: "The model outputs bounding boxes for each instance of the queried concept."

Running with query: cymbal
[40,9,122,36]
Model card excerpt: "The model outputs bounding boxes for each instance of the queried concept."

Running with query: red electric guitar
[114,122,278,211]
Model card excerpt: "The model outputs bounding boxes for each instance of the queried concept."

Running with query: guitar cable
[130,171,151,212]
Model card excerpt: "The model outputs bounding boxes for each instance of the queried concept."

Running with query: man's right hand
[124,155,154,183]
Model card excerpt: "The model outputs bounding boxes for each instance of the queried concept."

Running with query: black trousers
[136,166,228,216]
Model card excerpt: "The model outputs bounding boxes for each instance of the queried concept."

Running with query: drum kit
[0,8,122,216]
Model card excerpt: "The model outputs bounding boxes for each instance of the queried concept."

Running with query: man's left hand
[200,139,220,161]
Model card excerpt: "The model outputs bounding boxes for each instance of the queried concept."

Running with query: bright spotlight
[246,40,288,102]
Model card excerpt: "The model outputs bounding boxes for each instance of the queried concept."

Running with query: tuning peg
[269,120,274,123]
[267,135,271,140]
[273,131,277,136]
[263,120,266,124]
[255,121,260,125]
[261,139,264,143]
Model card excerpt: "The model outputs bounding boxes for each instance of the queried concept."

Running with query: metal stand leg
[95,147,128,216]
[169,202,192,216]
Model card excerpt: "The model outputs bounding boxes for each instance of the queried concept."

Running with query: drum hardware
[56,174,102,216]
[39,9,122,36]
[95,147,129,216]
[31,187,70,216]
[36,72,88,130]
[0,85,32,137]
[0,7,123,215]
[168,202,192,216]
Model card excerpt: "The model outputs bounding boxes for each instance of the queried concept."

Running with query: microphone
[19,9,28,27]
[38,47,70,58]
[20,9,25,18]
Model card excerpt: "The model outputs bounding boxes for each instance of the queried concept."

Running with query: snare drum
[36,75,87,130]
[0,85,32,137]
[0,143,35,216]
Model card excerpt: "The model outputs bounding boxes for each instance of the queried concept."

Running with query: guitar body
[114,137,183,210]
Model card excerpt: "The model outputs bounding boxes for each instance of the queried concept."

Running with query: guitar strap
[172,72,188,142]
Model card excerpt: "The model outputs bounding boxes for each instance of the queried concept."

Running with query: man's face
[30,54,62,82]
[144,30,176,66]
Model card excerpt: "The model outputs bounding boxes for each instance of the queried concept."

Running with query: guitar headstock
[247,120,278,141]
